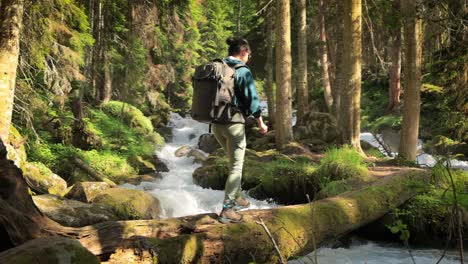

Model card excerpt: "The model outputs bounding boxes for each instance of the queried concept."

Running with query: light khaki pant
[212,123,246,201]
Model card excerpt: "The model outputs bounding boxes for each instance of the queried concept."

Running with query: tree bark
[387,8,402,114]
[296,0,308,126]
[264,4,276,127]
[333,0,345,118]
[0,0,24,143]
[275,0,294,149]
[399,0,423,161]
[0,141,58,248]
[338,0,363,152]
[102,53,112,104]
[318,0,333,113]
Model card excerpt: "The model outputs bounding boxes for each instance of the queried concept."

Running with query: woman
[213,37,268,223]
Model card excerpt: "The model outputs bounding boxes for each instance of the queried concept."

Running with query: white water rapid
[121,113,464,263]
[121,113,273,218]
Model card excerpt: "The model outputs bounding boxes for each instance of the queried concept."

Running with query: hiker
[214,37,268,223]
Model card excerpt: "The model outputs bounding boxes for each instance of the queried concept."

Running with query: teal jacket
[224,57,262,118]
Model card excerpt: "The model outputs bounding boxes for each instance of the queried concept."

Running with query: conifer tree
[275,0,294,149]
[338,0,363,152]
[399,0,423,161]
[296,0,308,125]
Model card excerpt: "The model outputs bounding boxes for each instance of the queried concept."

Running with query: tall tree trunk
[296,0,308,126]
[318,0,333,113]
[91,0,102,101]
[265,5,276,127]
[333,0,345,118]
[387,1,402,114]
[399,0,423,161]
[0,0,24,143]
[275,0,293,149]
[101,53,112,104]
[338,0,363,152]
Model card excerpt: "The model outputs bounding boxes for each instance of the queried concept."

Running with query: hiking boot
[233,197,250,210]
[219,202,243,224]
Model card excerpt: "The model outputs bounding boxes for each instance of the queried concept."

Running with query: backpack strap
[234,63,248,70]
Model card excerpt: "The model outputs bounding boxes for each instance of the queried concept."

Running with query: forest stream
[121,113,465,264]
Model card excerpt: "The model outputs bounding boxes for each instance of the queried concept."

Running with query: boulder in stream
[91,187,161,220]
[23,162,67,196]
[33,194,118,227]
[65,181,113,203]
[197,133,220,153]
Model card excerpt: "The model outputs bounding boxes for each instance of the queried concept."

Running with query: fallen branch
[256,217,286,264]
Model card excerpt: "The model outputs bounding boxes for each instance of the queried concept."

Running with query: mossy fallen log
[0,144,428,263]
[50,168,428,263]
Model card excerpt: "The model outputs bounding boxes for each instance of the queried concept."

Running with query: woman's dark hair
[226,37,250,56]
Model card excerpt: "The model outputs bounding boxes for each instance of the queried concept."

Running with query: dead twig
[256,217,286,264]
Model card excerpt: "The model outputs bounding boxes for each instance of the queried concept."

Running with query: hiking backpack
[191,59,245,123]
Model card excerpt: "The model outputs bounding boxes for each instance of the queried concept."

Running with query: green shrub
[102,101,154,134]
[315,145,369,187]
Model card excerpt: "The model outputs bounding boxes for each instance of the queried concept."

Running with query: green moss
[151,234,204,263]
[250,159,319,204]
[320,180,351,197]
[79,149,136,183]
[92,188,160,220]
[102,101,154,134]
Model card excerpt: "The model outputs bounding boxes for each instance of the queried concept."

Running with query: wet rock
[381,129,400,153]
[175,145,191,157]
[126,173,162,185]
[151,154,169,172]
[91,187,161,220]
[188,149,208,163]
[198,133,220,153]
[65,181,113,203]
[0,237,100,264]
[23,162,67,196]
[33,194,117,227]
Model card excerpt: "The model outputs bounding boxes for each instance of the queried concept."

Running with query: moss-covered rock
[65,181,113,202]
[6,125,27,169]
[22,162,68,195]
[91,187,161,220]
[194,146,322,204]
[293,112,340,147]
[32,194,118,227]
[197,133,220,153]
[0,237,99,264]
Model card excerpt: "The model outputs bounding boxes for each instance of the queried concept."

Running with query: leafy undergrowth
[386,163,468,246]
[27,101,164,184]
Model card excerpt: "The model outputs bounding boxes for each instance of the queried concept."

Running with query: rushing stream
[122,113,464,263]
